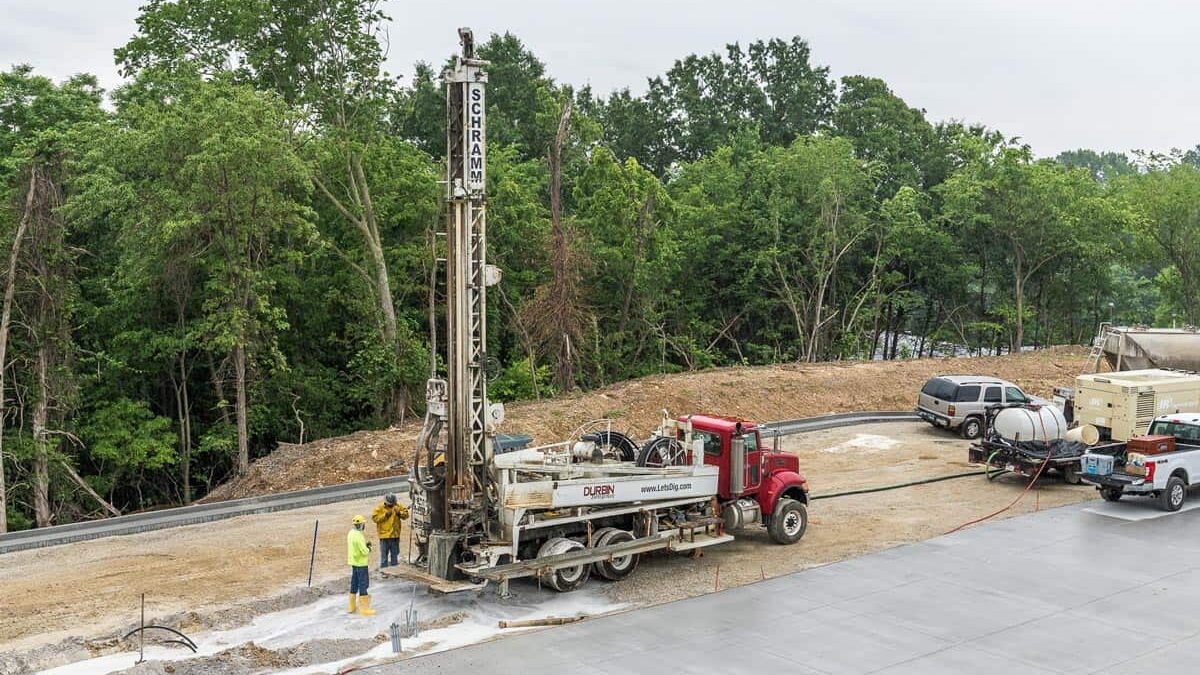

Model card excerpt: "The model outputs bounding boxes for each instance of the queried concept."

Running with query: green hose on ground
[811,466,1004,501]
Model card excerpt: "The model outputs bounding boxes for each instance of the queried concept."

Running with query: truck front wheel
[768,499,807,545]
[1160,476,1187,512]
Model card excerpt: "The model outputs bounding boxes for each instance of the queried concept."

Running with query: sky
[2,0,1197,158]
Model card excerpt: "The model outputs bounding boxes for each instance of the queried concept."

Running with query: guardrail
[0,410,920,553]
[0,476,410,554]
[758,411,919,438]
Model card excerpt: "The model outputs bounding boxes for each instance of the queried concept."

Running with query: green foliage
[78,399,177,497]
[490,357,554,402]
[0,23,1192,528]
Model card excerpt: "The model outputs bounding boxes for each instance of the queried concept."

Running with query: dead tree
[523,100,588,391]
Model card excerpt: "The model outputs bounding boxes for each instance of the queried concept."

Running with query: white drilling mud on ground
[819,433,902,454]
[39,580,623,675]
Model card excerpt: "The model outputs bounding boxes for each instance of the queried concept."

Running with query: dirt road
[603,421,1095,606]
[0,497,383,657]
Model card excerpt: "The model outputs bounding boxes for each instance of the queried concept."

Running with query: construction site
[9,9,1200,675]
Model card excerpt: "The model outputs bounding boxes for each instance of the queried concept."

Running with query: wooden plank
[378,563,486,594]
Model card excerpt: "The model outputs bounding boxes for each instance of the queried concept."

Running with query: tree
[573,147,673,383]
[833,76,936,197]
[1115,164,1200,325]
[0,67,104,530]
[99,78,314,475]
[118,0,419,420]
[939,146,1121,350]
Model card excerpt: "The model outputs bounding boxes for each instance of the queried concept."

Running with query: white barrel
[1065,424,1100,446]
[992,405,1069,442]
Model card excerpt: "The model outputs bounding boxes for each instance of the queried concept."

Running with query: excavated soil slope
[207,347,1087,501]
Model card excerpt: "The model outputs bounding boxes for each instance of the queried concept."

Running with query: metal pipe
[307,519,319,587]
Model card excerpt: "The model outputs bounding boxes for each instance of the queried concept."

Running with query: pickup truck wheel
[1160,476,1187,512]
[768,499,807,545]
[537,538,588,592]
[960,417,983,440]
[591,528,638,581]
[1101,487,1122,502]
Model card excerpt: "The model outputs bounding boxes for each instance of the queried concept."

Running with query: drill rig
[408,29,809,596]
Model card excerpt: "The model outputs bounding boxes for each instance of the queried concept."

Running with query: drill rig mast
[411,28,501,580]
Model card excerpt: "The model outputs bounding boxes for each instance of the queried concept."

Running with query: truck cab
[679,415,810,544]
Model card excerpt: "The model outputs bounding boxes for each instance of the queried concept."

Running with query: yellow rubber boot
[357,594,376,616]
[348,593,358,614]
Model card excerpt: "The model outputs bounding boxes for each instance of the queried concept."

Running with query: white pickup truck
[1079,414,1200,511]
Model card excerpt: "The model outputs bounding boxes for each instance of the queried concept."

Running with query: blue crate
[1081,453,1114,476]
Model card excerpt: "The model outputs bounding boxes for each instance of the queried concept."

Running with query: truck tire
[1160,476,1187,512]
[590,528,638,581]
[536,538,588,592]
[1101,487,1122,502]
[768,499,807,545]
[960,416,983,440]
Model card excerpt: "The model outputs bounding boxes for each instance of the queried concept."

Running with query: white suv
[916,375,1042,439]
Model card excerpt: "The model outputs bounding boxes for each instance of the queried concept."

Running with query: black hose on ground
[810,468,1004,501]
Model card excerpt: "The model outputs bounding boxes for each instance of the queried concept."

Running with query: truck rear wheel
[768,499,807,545]
[537,538,588,592]
[590,528,638,581]
[1160,476,1187,512]
[1101,487,1122,502]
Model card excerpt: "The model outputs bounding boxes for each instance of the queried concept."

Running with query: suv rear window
[955,385,981,402]
[921,378,959,400]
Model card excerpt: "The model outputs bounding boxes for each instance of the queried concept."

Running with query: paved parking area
[399,499,1200,674]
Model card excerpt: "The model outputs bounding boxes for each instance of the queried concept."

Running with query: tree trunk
[234,344,249,475]
[0,169,33,532]
[33,345,51,527]
[546,100,579,391]
[176,352,193,504]
[1013,262,1025,353]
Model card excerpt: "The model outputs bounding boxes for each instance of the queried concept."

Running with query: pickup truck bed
[1080,441,1200,511]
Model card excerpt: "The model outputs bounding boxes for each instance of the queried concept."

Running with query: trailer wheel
[1062,465,1082,485]
[1160,476,1187,512]
[768,499,807,545]
[1101,487,1122,502]
[537,538,588,592]
[590,528,638,581]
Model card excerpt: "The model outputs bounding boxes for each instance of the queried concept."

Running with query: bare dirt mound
[207,347,1087,501]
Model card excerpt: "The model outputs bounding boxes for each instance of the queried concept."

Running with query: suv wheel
[960,416,983,440]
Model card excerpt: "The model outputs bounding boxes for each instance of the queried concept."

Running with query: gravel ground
[2,420,1097,673]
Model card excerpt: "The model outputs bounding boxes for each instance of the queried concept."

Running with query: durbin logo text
[583,484,616,499]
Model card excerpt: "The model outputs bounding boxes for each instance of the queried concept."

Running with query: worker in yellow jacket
[371,493,409,568]
[347,514,375,616]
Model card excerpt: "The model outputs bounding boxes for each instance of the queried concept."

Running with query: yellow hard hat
[352,514,366,525]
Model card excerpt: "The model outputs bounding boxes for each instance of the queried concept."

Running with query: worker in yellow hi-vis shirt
[371,493,409,568]
[347,514,375,616]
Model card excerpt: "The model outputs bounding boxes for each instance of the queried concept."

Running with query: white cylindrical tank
[992,405,1069,442]
[1065,424,1100,446]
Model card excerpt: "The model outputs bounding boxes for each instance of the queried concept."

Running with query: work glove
[366,541,373,551]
